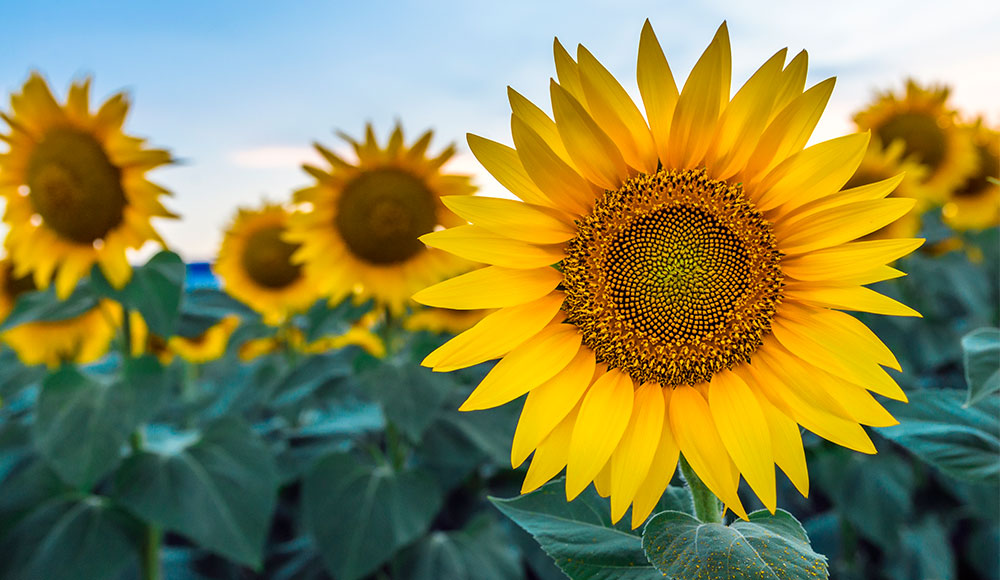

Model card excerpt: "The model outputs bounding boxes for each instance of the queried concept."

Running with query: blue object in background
[186,262,220,291]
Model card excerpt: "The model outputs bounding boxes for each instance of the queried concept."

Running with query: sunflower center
[240,225,303,289]
[25,127,127,243]
[876,112,947,171]
[955,142,999,198]
[562,168,783,386]
[3,264,37,301]
[335,168,437,265]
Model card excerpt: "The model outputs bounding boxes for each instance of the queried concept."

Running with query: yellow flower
[286,122,477,316]
[0,73,177,299]
[237,325,385,361]
[842,139,931,239]
[942,119,1000,231]
[404,306,491,335]
[215,203,321,325]
[853,79,976,201]
[0,258,121,367]
[129,311,239,364]
[415,22,921,528]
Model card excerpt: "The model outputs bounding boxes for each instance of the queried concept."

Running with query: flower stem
[679,454,723,524]
[140,525,163,580]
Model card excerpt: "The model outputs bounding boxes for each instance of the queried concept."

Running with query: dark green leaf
[962,327,1000,407]
[392,515,523,580]
[641,509,828,580]
[113,418,279,567]
[0,494,139,580]
[34,359,166,488]
[269,352,352,409]
[491,479,660,580]
[92,250,185,336]
[362,359,449,442]
[0,347,46,400]
[303,451,442,580]
[895,517,956,580]
[0,282,99,332]
[880,389,1000,482]
[302,297,374,342]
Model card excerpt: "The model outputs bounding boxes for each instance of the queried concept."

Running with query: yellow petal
[459,323,582,411]
[781,238,924,283]
[550,80,629,190]
[708,370,776,513]
[741,376,809,497]
[778,305,902,373]
[593,460,613,498]
[740,77,835,185]
[770,50,808,120]
[553,39,587,107]
[637,19,679,165]
[577,45,657,173]
[507,87,572,163]
[522,403,580,494]
[786,284,921,318]
[511,348,596,467]
[467,134,553,208]
[754,132,869,213]
[511,115,593,215]
[440,196,575,244]
[412,265,562,310]
[566,369,634,500]
[668,22,731,169]
[66,78,92,123]
[630,386,680,529]
[610,382,665,523]
[776,198,917,255]
[423,292,565,372]
[420,225,564,269]
[705,48,786,180]
[669,384,748,520]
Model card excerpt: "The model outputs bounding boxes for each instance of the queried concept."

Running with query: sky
[2,0,998,261]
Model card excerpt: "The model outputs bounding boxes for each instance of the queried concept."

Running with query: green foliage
[0,282,99,331]
[391,515,522,580]
[114,418,279,567]
[91,250,186,336]
[303,451,443,580]
[642,509,828,580]
[491,479,662,580]
[962,327,1000,406]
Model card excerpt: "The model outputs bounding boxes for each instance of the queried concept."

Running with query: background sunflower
[0,73,177,298]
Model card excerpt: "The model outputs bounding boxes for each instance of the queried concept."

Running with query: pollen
[562,168,783,386]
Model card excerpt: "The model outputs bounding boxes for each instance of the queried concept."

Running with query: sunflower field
[0,14,998,580]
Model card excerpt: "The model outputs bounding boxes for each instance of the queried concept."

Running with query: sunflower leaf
[301,297,375,343]
[113,417,279,568]
[880,389,1000,483]
[641,509,829,580]
[962,327,1000,407]
[390,515,522,580]
[303,451,443,580]
[0,494,141,580]
[91,250,186,336]
[490,479,661,580]
[0,282,99,332]
[362,359,450,442]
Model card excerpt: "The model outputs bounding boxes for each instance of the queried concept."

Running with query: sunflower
[414,22,922,528]
[842,139,930,239]
[286,122,477,316]
[853,79,976,201]
[129,311,239,364]
[942,119,1000,231]
[0,258,121,367]
[0,73,176,299]
[404,306,491,335]
[215,203,321,325]
[237,325,385,361]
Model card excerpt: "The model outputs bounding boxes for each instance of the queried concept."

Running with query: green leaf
[414,403,518,491]
[269,352,352,409]
[92,250,185,336]
[113,418,279,568]
[962,327,1000,407]
[895,517,956,580]
[0,282,99,332]
[490,479,661,580]
[175,288,258,338]
[362,359,449,442]
[303,451,443,580]
[0,494,140,580]
[392,515,523,580]
[302,297,374,342]
[880,389,1000,483]
[34,359,167,488]
[641,509,828,580]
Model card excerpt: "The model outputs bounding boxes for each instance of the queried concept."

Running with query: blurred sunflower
[129,311,239,364]
[854,79,975,200]
[0,73,176,299]
[215,203,320,325]
[404,306,491,335]
[0,258,120,367]
[286,122,476,316]
[942,119,1000,231]
[237,325,385,361]
[415,21,922,528]
[842,139,930,240]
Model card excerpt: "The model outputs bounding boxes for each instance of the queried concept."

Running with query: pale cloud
[228,146,323,169]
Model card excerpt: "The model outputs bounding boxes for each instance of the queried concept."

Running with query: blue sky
[2,0,997,260]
